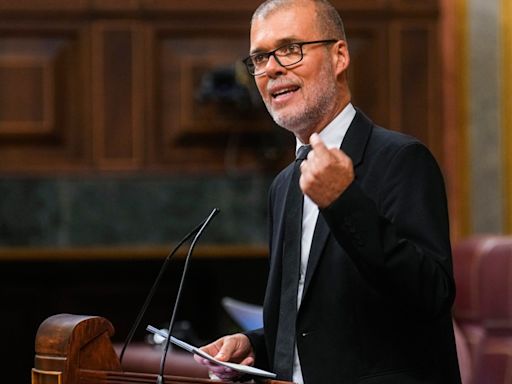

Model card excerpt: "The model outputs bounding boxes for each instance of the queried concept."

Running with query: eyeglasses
[243,39,338,76]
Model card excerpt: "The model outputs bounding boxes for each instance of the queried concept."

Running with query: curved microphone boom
[119,208,220,365]
[156,208,220,384]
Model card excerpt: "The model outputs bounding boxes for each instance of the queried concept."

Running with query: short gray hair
[252,0,346,41]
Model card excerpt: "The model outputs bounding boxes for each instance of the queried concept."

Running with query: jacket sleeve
[244,328,269,370]
[320,141,455,319]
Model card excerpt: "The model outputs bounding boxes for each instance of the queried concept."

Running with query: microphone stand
[156,208,219,384]
[119,208,220,365]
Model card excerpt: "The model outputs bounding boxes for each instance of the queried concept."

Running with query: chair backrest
[452,235,512,384]
[453,318,472,384]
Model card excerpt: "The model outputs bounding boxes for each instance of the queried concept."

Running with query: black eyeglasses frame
[243,39,339,76]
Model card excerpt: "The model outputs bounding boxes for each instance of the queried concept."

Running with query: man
[195,0,461,382]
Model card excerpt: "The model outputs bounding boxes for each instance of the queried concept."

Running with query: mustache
[266,79,300,93]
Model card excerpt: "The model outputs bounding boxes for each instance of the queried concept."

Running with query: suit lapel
[340,108,372,168]
[265,164,294,333]
[300,110,373,303]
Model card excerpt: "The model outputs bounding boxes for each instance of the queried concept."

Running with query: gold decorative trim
[32,368,62,384]
[444,0,471,238]
[456,0,471,236]
[503,0,512,233]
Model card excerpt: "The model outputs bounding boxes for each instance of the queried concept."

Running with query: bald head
[252,0,346,41]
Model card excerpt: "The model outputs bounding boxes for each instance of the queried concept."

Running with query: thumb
[214,342,233,361]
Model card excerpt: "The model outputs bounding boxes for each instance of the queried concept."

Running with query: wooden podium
[32,314,291,384]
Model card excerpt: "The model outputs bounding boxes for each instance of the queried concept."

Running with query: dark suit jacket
[246,110,461,383]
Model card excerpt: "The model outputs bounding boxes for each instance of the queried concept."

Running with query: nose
[264,54,287,78]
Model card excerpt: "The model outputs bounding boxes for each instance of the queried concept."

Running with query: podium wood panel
[33,314,291,384]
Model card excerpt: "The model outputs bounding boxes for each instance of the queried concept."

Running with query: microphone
[156,208,219,384]
[119,208,220,365]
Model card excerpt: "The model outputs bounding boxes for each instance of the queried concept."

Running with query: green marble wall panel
[0,176,272,246]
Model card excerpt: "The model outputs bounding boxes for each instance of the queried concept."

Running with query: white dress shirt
[292,103,356,384]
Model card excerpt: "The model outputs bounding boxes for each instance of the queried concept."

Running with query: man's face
[250,4,340,138]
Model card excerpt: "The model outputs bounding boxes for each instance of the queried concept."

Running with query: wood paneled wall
[0,0,443,173]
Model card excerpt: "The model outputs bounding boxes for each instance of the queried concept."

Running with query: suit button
[301,332,308,337]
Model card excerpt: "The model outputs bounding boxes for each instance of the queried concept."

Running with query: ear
[332,40,350,76]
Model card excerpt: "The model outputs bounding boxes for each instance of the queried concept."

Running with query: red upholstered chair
[453,319,473,384]
[452,235,512,384]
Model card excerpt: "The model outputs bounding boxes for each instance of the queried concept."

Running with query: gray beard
[264,66,338,136]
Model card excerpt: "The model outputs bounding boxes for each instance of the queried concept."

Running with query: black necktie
[273,145,311,380]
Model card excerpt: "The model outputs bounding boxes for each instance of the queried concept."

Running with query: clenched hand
[300,133,354,208]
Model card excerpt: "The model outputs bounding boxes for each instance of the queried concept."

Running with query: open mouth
[271,86,300,99]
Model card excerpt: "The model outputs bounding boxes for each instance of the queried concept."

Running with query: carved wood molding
[0,0,441,174]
